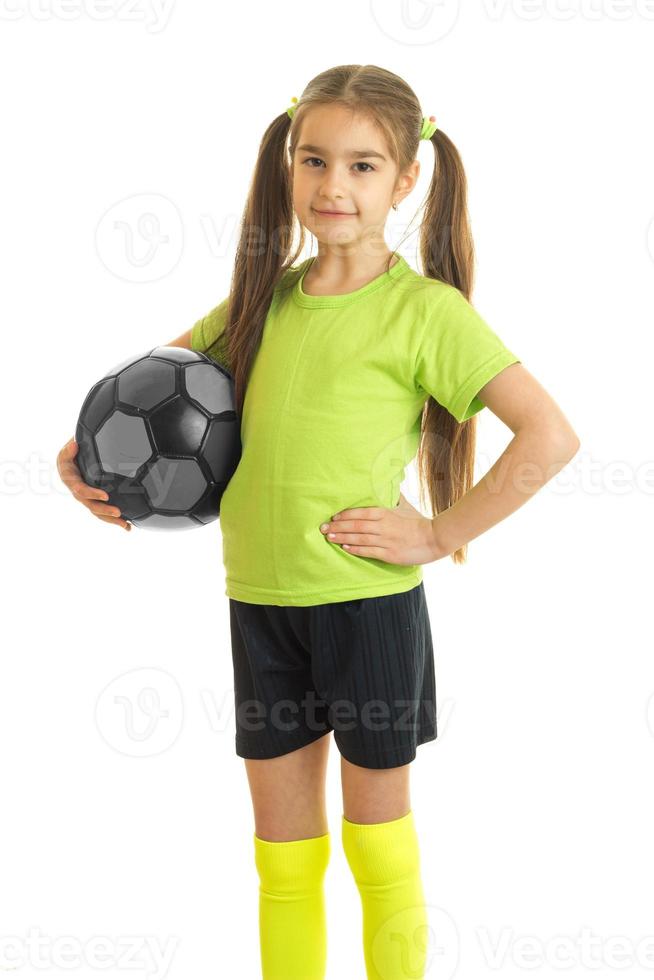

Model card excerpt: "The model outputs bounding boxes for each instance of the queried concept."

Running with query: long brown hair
[222,64,478,564]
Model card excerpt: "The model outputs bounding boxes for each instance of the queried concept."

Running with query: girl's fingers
[59,458,104,499]
[87,500,124,519]
[95,514,132,531]
[59,457,109,502]
[74,482,110,502]
[67,475,109,501]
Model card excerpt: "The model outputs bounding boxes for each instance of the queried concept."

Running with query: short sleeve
[414,286,521,422]
[190,296,230,372]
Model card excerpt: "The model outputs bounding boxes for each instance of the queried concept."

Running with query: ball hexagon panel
[118,358,176,411]
[149,395,208,456]
[96,411,153,478]
[142,456,207,510]
[185,362,235,415]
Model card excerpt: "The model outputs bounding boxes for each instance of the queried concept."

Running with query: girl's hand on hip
[319,496,441,566]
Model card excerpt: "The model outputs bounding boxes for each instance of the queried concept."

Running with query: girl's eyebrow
[297,143,387,161]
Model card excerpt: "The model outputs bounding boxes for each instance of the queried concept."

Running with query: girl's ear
[394,159,420,204]
[405,158,420,188]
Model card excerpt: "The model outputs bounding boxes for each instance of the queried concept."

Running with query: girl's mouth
[313,209,356,218]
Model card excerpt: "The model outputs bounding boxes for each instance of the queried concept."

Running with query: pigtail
[223,111,306,417]
[415,128,478,564]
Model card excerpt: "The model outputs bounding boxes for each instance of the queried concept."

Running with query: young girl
[59,64,579,979]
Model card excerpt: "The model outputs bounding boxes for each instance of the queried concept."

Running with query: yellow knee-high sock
[253,830,330,980]
[342,810,428,979]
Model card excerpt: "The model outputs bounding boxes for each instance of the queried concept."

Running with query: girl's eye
[302,157,375,174]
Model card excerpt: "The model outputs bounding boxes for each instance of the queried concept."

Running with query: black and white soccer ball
[75,346,241,531]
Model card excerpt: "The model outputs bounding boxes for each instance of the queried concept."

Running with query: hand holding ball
[75,346,241,531]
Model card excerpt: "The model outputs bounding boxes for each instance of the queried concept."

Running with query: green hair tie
[420,115,438,140]
[286,98,437,140]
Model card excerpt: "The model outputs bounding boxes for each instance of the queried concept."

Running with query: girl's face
[290,104,418,254]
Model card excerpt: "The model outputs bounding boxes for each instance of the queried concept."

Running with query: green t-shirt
[191,253,520,606]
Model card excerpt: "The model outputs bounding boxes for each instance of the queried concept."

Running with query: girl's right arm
[57,329,195,532]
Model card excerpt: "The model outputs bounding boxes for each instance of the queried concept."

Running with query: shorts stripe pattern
[228,582,437,770]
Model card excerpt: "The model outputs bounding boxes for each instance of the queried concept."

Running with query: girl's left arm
[320,363,580,564]
[429,361,580,559]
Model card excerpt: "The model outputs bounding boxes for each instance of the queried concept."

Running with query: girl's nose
[318,176,347,197]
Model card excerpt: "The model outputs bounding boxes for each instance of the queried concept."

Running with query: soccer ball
[75,346,241,530]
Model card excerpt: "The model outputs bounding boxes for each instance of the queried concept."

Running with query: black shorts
[228,582,437,770]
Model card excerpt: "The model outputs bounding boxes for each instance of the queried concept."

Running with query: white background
[2,1,653,977]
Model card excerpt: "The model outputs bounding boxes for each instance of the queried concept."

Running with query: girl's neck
[303,249,399,294]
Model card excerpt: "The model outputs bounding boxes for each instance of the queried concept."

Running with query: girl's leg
[341,758,429,980]
[245,732,332,980]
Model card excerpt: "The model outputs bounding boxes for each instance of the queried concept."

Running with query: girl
[58,65,579,979]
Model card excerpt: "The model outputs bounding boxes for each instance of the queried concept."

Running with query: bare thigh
[341,757,412,824]
[244,733,332,842]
